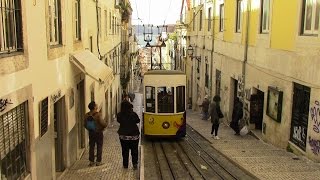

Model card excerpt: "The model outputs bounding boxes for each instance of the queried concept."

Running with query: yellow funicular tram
[143,70,187,138]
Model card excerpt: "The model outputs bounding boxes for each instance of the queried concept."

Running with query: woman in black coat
[117,101,140,169]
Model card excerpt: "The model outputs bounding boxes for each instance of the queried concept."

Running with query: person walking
[117,101,140,170]
[210,95,224,139]
[84,101,107,166]
[199,95,210,120]
[231,97,243,135]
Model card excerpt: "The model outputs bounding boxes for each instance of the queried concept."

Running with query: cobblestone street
[187,110,320,180]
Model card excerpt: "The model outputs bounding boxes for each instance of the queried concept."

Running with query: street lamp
[187,45,201,61]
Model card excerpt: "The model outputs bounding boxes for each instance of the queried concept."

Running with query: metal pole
[150,47,153,70]
[159,46,162,70]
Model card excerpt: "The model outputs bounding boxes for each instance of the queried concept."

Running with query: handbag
[217,107,224,118]
[240,125,249,135]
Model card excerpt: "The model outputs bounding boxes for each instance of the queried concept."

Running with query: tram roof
[144,70,185,75]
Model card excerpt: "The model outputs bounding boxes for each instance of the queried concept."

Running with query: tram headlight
[148,117,154,125]
[162,122,170,129]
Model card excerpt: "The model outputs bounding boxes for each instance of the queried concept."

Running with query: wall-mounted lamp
[187,45,201,61]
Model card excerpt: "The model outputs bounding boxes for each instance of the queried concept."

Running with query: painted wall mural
[310,100,320,133]
[309,100,320,156]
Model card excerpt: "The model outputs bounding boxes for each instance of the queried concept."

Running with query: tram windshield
[157,87,174,113]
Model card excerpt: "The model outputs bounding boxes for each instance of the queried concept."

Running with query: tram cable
[163,0,173,25]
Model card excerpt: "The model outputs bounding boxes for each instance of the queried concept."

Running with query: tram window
[176,86,186,112]
[145,86,155,113]
[157,87,174,113]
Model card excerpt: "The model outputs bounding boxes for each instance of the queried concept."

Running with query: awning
[70,50,114,85]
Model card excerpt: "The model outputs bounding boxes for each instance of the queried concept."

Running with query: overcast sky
[130,0,182,25]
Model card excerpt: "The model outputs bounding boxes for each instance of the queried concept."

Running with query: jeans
[120,139,139,167]
[211,124,220,136]
[89,131,103,162]
[202,111,209,120]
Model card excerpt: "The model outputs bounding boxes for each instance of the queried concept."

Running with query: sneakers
[211,134,215,138]
[215,136,220,140]
[96,162,104,166]
[89,161,95,167]
[133,164,138,170]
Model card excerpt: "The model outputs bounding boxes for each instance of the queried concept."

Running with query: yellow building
[0,0,128,179]
[183,0,320,162]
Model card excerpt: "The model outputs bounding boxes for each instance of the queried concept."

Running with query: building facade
[182,0,320,162]
[0,0,124,179]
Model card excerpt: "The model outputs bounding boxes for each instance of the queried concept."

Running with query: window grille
[40,97,49,137]
[0,101,28,179]
[0,0,23,54]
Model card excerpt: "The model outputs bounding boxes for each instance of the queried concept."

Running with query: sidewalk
[60,92,143,180]
[187,110,320,180]
[59,122,138,180]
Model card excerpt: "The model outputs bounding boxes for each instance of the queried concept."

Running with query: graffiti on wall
[292,125,307,145]
[309,136,320,156]
[0,99,13,112]
[310,100,320,133]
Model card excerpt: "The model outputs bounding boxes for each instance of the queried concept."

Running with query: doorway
[105,90,109,126]
[53,97,66,172]
[229,78,238,121]
[290,83,310,151]
[250,89,264,130]
[77,80,85,149]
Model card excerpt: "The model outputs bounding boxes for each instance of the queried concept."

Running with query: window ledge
[0,51,24,59]
[50,44,63,49]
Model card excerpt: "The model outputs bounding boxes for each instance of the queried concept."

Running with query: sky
[130,0,182,26]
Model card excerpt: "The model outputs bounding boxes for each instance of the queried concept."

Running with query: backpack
[85,115,96,131]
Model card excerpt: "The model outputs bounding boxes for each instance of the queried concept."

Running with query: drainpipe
[210,0,216,100]
[242,0,251,100]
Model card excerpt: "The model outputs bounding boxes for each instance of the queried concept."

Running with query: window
[193,11,196,31]
[49,0,62,45]
[208,7,212,31]
[109,12,112,30]
[145,86,155,113]
[205,63,209,88]
[105,10,108,36]
[98,7,101,36]
[236,0,242,32]
[74,0,81,40]
[302,0,320,35]
[0,0,23,54]
[199,10,202,31]
[112,16,115,34]
[260,0,270,33]
[0,102,29,179]
[176,86,186,113]
[219,4,224,32]
[157,87,174,113]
